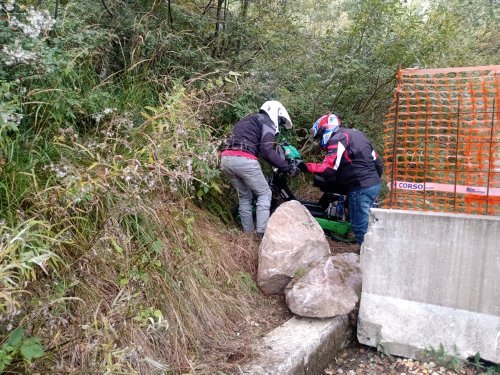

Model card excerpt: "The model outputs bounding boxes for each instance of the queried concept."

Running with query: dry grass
[0,76,291,373]
[6,196,291,374]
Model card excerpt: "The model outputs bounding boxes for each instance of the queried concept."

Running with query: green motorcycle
[269,143,355,243]
[231,142,356,243]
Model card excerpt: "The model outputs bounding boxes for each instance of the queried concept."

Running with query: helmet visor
[310,126,317,138]
[278,116,287,127]
[310,122,325,139]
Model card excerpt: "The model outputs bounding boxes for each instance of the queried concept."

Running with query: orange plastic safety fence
[383,65,500,216]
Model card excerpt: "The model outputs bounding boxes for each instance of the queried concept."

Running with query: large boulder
[257,200,330,295]
[284,253,361,318]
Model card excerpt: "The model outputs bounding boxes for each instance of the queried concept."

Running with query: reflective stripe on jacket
[306,128,383,191]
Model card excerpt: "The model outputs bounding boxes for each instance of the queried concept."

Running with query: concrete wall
[358,209,500,364]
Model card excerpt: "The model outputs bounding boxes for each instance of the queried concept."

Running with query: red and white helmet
[310,114,341,148]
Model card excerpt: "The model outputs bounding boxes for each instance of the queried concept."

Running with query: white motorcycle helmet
[259,100,292,134]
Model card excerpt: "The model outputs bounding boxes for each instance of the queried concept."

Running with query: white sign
[388,181,500,196]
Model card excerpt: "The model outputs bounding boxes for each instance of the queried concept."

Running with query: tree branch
[203,0,214,16]
[357,74,396,114]
[54,0,60,19]
[238,41,269,68]
[101,0,114,17]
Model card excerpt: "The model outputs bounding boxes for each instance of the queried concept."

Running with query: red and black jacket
[307,128,383,192]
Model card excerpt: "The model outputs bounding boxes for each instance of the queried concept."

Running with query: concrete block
[358,209,500,364]
[241,316,352,374]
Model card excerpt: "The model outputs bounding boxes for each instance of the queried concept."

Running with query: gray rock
[257,200,330,295]
[285,253,361,318]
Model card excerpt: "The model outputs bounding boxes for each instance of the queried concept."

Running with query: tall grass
[1,80,266,372]
[0,1,272,372]
[0,220,62,317]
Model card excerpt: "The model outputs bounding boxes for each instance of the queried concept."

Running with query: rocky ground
[325,339,500,375]
[235,235,499,375]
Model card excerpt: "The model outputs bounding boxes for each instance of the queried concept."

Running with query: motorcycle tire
[324,230,357,244]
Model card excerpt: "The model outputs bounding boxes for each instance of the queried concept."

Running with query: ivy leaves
[0,327,45,371]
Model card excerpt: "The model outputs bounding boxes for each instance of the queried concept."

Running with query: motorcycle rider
[221,100,299,238]
[303,113,383,245]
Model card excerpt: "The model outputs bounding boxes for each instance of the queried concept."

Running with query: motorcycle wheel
[324,229,357,244]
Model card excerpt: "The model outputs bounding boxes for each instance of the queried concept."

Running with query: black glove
[297,161,308,173]
[286,163,300,177]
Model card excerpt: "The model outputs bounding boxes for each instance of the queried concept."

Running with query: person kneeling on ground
[220,100,299,238]
[300,113,383,245]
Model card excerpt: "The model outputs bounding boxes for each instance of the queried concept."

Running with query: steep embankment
[0,88,289,373]
[3,194,292,373]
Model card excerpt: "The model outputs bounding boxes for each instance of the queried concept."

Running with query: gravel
[325,340,500,375]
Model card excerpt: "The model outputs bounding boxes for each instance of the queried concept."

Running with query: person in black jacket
[221,101,297,238]
[304,113,383,245]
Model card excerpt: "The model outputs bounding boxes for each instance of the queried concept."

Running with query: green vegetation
[0,327,44,371]
[422,344,500,374]
[0,0,498,372]
[470,352,500,375]
[422,344,465,372]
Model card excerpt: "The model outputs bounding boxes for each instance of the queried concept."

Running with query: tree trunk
[235,0,250,56]
[212,0,224,57]
[242,0,249,17]
[223,0,228,32]
[167,0,173,27]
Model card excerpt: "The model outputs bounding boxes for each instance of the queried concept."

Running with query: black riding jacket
[307,128,383,192]
[223,113,288,170]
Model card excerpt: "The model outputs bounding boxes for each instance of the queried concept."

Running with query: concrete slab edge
[240,315,352,375]
[358,292,500,364]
